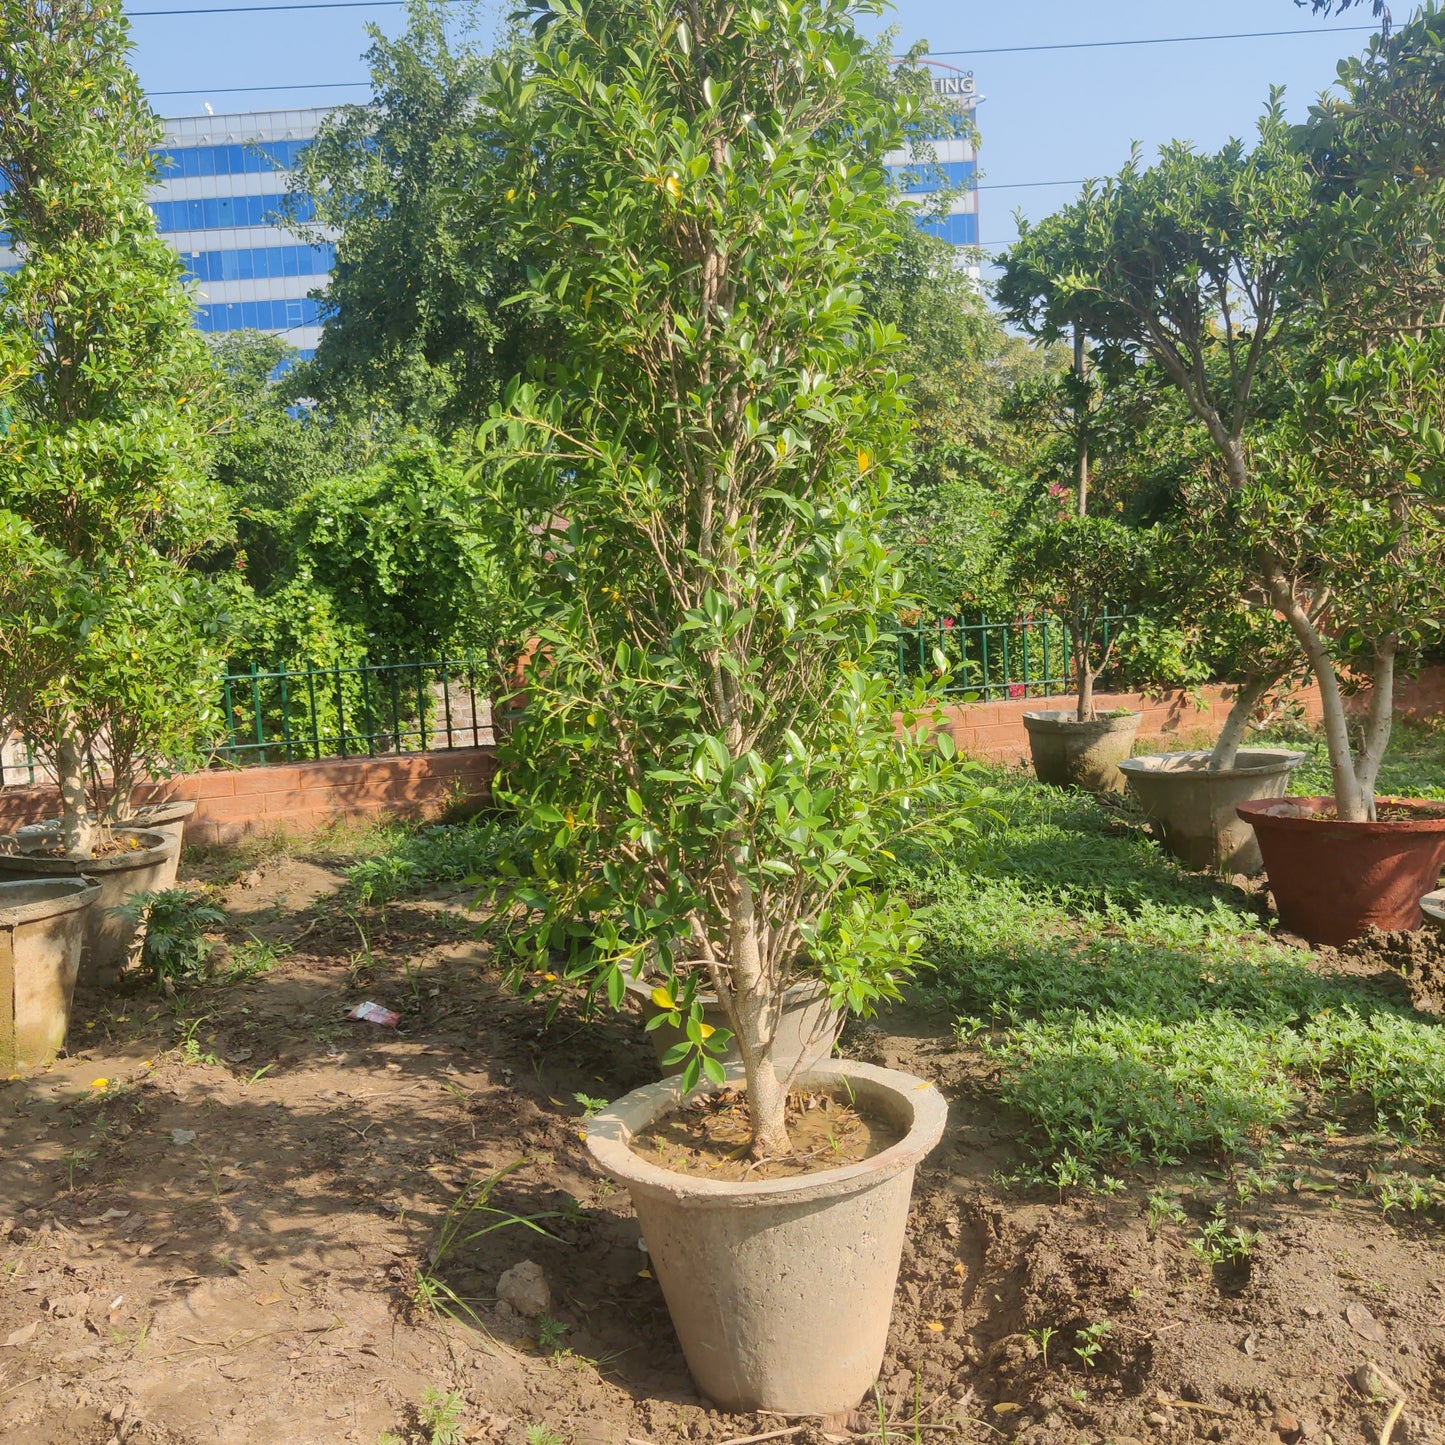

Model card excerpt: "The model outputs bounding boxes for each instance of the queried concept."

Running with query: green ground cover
[1273,714,1445,801]
[899,764,1445,1189]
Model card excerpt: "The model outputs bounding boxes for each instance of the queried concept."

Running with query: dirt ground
[3,851,1445,1445]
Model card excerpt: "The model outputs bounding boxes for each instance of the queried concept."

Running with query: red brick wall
[0,748,497,847]
[932,664,1443,766]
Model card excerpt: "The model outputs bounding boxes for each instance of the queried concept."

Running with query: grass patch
[1270,714,1445,801]
[905,773,1445,1182]
[345,813,522,905]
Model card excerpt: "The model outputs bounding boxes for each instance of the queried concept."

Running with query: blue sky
[130,0,1388,259]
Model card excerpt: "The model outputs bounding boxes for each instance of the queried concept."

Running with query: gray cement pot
[1423,890,1445,929]
[1118,749,1305,875]
[1022,708,1140,793]
[0,829,177,986]
[625,973,842,1079]
[0,878,100,1069]
[16,799,193,888]
[585,1059,948,1415]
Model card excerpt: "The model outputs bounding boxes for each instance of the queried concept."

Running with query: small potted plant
[482,3,967,1415]
[0,8,229,983]
[1010,513,1149,792]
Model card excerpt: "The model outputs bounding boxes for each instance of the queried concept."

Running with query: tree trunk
[1074,326,1089,519]
[723,857,791,1158]
[1260,562,1370,821]
[1076,667,1094,724]
[1207,670,1280,770]
[56,714,98,858]
[1353,639,1395,813]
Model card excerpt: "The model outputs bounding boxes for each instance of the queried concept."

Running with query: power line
[153,80,369,95]
[133,0,400,15]
[927,25,1377,59]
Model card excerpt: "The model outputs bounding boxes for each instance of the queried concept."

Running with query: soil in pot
[634,1083,904,1181]
[585,1058,948,1416]
[1118,748,1304,875]
[0,877,100,1069]
[1237,795,1445,947]
[0,828,178,986]
[1022,708,1140,793]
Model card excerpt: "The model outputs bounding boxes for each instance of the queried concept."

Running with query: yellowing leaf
[90,1078,109,1090]
[993,1403,1022,1415]
[857,448,872,474]
[925,1320,944,1333]
[698,1023,715,1040]
[664,174,681,199]
[650,986,673,1011]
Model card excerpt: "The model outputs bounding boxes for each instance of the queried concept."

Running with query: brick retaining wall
[0,664,1438,845]
[934,663,1443,766]
[0,747,497,847]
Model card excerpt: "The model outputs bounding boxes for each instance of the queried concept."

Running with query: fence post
[249,662,264,759]
[360,659,377,758]
[305,661,320,761]
[440,660,455,749]
[279,662,293,761]
[334,662,349,758]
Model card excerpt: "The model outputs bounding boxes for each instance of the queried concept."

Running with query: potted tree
[1011,513,1149,793]
[1117,505,1307,874]
[1234,338,1445,943]
[997,109,1337,870]
[481,0,968,1415]
[0,0,229,982]
[1230,13,1445,943]
[1000,43,1445,939]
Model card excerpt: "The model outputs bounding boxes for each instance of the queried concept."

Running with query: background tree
[0,0,230,853]
[997,108,1316,770]
[482,0,967,1156]
[286,0,548,433]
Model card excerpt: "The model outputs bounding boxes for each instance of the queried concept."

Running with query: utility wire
[133,0,400,14]
[927,25,1377,58]
[154,80,368,95]
[128,0,1380,56]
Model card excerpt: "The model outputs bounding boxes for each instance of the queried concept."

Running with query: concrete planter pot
[1021,708,1141,793]
[585,1059,948,1415]
[1237,796,1445,947]
[0,829,178,985]
[625,973,842,1079]
[16,799,194,887]
[1423,890,1445,929]
[1118,749,1305,875]
[0,878,101,1069]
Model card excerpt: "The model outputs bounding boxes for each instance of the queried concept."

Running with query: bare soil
[635,1086,902,1181]
[2,857,1444,1445]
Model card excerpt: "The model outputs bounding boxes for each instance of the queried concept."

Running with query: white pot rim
[585,1058,948,1208]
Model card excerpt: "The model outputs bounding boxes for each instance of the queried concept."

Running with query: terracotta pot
[1021,708,1140,793]
[625,972,842,1079]
[1118,749,1304,875]
[0,829,179,985]
[585,1059,948,1415]
[0,877,100,1069]
[1236,796,1445,947]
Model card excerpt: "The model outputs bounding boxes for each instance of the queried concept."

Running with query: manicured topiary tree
[480,0,970,1157]
[0,0,229,853]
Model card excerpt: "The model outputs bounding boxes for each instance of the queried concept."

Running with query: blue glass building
[885,64,981,276]
[153,108,332,359]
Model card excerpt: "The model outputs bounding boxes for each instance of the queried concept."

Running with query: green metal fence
[5,620,1138,789]
[217,655,491,767]
[892,612,1134,701]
